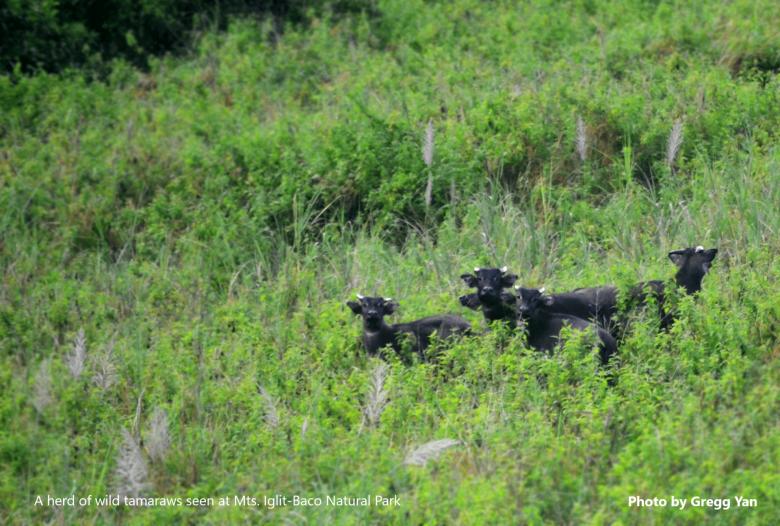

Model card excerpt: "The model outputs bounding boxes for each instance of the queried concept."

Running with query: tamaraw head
[668,246,718,294]
[346,294,399,330]
[460,266,518,306]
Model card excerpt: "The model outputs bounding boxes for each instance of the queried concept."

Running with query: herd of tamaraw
[347,246,718,367]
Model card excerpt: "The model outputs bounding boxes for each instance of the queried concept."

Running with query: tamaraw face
[460,267,517,305]
[668,246,718,274]
[516,287,553,319]
[668,246,718,293]
[346,295,399,330]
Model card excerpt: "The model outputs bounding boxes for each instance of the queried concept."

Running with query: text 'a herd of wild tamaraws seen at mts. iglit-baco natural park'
[347,246,718,369]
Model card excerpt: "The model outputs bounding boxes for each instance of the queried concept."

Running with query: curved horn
[500,266,508,273]
[538,287,545,294]
[474,267,481,272]
[695,245,704,252]
[356,293,365,300]
[384,297,393,302]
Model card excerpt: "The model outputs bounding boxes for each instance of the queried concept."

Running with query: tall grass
[2,0,780,524]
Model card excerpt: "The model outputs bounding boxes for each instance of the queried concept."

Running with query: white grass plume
[33,359,53,415]
[666,119,684,169]
[425,175,434,208]
[404,438,460,466]
[65,328,87,378]
[362,363,389,429]
[576,115,587,161]
[422,119,435,167]
[301,417,309,440]
[132,389,144,437]
[91,339,117,390]
[114,428,149,498]
[423,119,434,208]
[145,408,170,462]
[258,385,279,428]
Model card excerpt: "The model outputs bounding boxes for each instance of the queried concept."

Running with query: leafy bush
[2,0,780,524]
[0,0,372,73]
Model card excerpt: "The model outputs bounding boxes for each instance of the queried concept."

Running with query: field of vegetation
[2,0,780,524]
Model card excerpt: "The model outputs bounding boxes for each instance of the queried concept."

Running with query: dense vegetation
[2,0,780,523]
[1,0,366,73]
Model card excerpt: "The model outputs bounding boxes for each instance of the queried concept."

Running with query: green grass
[2,0,780,524]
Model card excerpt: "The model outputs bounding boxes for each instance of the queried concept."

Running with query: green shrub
[2,1,780,524]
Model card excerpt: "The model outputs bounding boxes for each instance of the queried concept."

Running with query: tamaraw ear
[501,273,518,287]
[701,248,718,273]
[515,287,531,301]
[383,299,399,314]
[500,291,517,304]
[459,294,481,310]
[346,301,362,315]
[668,249,687,267]
[460,273,478,287]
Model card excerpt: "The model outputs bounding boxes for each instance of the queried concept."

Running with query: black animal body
[517,285,619,334]
[561,246,718,331]
[346,295,471,361]
[516,287,617,365]
[625,246,718,329]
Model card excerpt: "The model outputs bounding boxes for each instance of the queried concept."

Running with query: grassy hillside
[2,0,780,524]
